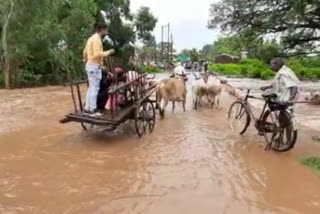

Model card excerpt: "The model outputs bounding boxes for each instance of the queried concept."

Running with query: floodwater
[0,76,320,214]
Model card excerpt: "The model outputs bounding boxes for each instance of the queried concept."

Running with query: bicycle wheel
[262,110,298,152]
[228,101,251,135]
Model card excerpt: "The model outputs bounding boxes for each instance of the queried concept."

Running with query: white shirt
[272,65,300,102]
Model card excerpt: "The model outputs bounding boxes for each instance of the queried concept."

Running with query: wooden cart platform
[60,73,158,137]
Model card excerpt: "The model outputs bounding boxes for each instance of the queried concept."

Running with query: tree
[178,49,201,62]
[250,40,282,64]
[0,0,15,88]
[0,0,157,88]
[99,5,157,68]
[134,7,158,44]
[201,44,212,59]
[189,48,200,62]
[134,8,158,65]
[0,0,96,88]
[208,0,320,55]
[208,36,243,58]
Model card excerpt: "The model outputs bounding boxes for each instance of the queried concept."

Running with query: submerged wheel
[135,100,156,138]
[262,110,297,152]
[81,122,94,131]
[81,103,94,131]
[228,101,251,135]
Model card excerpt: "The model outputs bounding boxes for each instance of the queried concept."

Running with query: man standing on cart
[83,22,115,117]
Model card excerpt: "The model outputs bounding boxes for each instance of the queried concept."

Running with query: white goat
[206,75,224,109]
[192,74,209,109]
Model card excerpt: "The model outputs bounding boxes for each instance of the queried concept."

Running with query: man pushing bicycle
[260,58,300,104]
[228,58,301,152]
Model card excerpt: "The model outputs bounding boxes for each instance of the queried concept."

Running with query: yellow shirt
[83,33,112,66]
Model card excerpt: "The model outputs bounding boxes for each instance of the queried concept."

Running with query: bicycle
[228,89,298,152]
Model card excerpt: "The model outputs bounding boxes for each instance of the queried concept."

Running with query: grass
[142,66,165,74]
[209,59,275,80]
[210,57,320,80]
[302,157,320,172]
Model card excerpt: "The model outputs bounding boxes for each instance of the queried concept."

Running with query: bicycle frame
[242,89,269,124]
[241,89,298,131]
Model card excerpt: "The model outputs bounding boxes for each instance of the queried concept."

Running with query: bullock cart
[60,71,158,138]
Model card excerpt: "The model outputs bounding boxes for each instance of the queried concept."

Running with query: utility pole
[161,25,164,65]
[167,23,170,64]
[160,23,174,67]
[171,34,174,62]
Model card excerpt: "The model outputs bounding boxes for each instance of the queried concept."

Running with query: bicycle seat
[262,92,277,100]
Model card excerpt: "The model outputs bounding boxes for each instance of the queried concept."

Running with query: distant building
[215,54,240,64]
[241,51,248,59]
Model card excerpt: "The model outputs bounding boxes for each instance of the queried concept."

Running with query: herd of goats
[154,71,238,118]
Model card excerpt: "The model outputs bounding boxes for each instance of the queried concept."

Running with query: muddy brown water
[0,77,320,214]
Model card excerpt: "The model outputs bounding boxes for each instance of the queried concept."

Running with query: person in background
[261,58,300,103]
[173,62,186,76]
[96,67,113,111]
[105,67,127,110]
[83,22,115,117]
[204,62,208,73]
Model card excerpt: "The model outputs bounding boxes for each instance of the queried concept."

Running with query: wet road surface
[0,77,319,214]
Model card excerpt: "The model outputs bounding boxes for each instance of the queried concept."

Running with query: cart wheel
[135,100,156,138]
[81,122,94,131]
[81,103,94,131]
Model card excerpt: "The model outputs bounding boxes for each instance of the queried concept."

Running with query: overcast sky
[130,0,219,51]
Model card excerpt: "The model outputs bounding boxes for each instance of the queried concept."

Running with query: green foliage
[250,40,282,64]
[209,59,274,80]
[0,0,157,88]
[287,58,320,80]
[208,0,320,54]
[302,157,320,172]
[206,35,282,65]
[134,7,158,44]
[0,0,97,87]
[0,73,4,87]
[210,57,320,80]
[201,44,212,59]
[142,66,164,73]
[209,36,243,58]
[178,48,201,62]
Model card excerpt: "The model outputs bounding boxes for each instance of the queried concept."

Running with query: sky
[130,0,219,51]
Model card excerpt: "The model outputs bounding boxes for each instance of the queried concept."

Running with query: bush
[302,157,320,171]
[261,70,275,80]
[142,66,164,73]
[210,58,275,79]
[287,58,320,80]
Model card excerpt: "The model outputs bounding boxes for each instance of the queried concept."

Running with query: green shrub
[142,66,164,73]
[287,58,320,80]
[302,157,320,171]
[261,70,275,80]
[209,59,274,79]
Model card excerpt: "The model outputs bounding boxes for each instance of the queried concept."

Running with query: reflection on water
[0,77,319,214]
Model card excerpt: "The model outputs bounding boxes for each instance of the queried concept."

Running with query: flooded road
[0,77,320,214]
